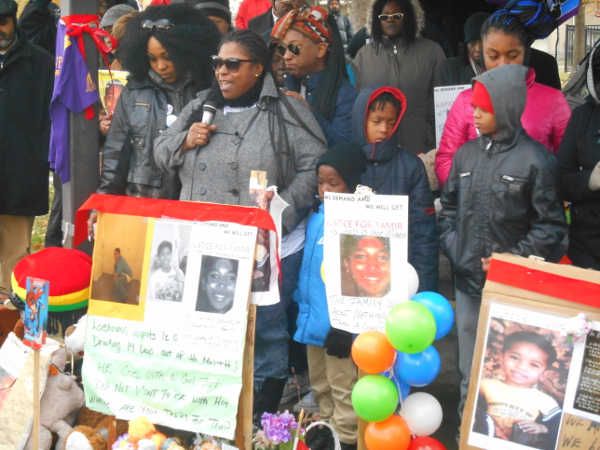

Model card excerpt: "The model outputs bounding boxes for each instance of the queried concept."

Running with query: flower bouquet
[253,411,305,450]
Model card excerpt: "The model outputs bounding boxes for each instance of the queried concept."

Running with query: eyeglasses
[211,56,258,73]
[276,42,316,57]
[378,13,404,21]
[141,19,174,31]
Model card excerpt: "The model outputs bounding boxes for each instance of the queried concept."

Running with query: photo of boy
[472,319,573,450]
[196,255,239,314]
[340,234,391,298]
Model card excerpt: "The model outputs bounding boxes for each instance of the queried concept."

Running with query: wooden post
[235,304,257,450]
[32,349,40,450]
[357,369,366,450]
[107,416,117,450]
[61,0,99,255]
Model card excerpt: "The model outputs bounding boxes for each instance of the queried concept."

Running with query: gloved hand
[324,327,353,359]
[589,161,600,191]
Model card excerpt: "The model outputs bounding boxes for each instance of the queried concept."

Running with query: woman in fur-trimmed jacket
[353,0,445,156]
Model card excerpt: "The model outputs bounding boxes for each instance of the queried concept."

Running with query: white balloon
[400,392,443,436]
[405,262,419,298]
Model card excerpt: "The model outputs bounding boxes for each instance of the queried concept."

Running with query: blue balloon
[411,291,455,340]
[380,368,411,403]
[396,345,441,387]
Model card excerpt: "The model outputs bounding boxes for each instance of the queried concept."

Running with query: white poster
[434,84,470,148]
[324,193,409,333]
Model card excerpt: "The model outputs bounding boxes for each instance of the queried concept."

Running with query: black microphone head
[203,102,218,114]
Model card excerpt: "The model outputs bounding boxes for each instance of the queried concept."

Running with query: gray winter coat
[354,36,445,156]
[154,74,328,235]
[331,11,353,47]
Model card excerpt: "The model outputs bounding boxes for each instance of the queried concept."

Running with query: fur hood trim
[366,0,425,36]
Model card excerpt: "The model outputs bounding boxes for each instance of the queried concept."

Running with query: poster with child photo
[469,303,573,450]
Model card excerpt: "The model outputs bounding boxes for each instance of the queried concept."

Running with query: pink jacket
[435,67,571,187]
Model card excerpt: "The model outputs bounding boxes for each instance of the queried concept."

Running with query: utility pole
[61,0,99,254]
[573,3,586,67]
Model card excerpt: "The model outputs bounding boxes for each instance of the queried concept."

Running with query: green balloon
[351,375,398,423]
[385,301,436,354]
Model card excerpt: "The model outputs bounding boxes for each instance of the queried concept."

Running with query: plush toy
[161,439,186,450]
[0,304,20,347]
[75,406,129,438]
[138,439,158,450]
[23,347,86,450]
[64,314,87,358]
[65,425,107,450]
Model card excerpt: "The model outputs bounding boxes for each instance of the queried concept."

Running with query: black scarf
[207,75,265,109]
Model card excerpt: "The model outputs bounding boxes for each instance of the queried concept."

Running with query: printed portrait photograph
[339,234,391,298]
[471,318,573,450]
[195,255,240,315]
[145,221,191,302]
[90,213,148,305]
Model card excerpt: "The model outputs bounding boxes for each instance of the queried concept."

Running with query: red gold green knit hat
[11,248,92,312]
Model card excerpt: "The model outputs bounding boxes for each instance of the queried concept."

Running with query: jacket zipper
[502,175,514,182]
[393,44,398,54]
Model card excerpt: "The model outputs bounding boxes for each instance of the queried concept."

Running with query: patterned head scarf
[271,6,332,45]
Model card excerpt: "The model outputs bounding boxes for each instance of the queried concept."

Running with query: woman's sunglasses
[211,56,257,73]
[141,19,174,30]
[378,13,404,21]
[276,41,315,57]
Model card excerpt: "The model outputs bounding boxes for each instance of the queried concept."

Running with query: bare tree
[349,0,369,31]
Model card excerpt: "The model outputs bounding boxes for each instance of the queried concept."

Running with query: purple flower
[259,410,298,445]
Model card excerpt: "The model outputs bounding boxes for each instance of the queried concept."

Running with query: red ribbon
[487,259,600,308]
[62,15,118,120]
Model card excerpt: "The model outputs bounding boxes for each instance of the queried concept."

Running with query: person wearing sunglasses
[271,5,357,149]
[155,29,328,425]
[88,4,221,234]
[354,0,445,156]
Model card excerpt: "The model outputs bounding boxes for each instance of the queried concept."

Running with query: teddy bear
[65,425,107,450]
[23,347,86,450]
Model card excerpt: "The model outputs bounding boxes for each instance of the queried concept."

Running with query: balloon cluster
[350,266,454,450]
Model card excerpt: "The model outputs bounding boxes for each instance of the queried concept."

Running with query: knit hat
[101,4,136,29]
[463,12,489,43]
[0,0,17,18]
[316,142,367,193]
[272,6,332,45]
[195,0,231,25]
[471,81,495,114]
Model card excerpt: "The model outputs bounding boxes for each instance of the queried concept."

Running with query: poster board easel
[461,253,600,450]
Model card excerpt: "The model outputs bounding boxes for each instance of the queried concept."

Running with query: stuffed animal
[65,425,107,450]
[75,406,129,438]
[23,347,86,450]
[0,304,20,347]
[64,314,87,358]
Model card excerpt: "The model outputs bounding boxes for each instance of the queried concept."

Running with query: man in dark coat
[248,0,293,37]
[0,0,54,293]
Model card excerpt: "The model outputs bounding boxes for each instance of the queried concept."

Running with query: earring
[255,73,260,78]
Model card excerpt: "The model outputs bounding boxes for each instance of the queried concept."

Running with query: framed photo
[462,253,600,450]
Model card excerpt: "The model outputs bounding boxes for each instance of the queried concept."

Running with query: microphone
[201,101,217,125]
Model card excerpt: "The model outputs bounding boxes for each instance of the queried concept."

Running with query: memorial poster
[323,192,409,334]
[98,70,129,116]
[84,213,257,439]
[434,84,470,148]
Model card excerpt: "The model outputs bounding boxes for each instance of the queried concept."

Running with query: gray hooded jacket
[154,73,328,235]
[439,65,567,296]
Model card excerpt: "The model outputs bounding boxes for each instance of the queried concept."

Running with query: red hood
[364,86,407,143]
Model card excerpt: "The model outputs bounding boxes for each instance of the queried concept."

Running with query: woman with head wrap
[154,29,328,421]
[88,4,221,234]
[435,0,571,187]
[353,0,446,156]
[558,40,600,271]
[272,5,357,148]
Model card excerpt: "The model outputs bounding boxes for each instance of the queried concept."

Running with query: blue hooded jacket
[293,202,331,346]
[352,85,439,292]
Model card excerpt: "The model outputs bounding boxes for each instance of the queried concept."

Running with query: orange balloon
[352,330,396,374]
[365,415,411,450]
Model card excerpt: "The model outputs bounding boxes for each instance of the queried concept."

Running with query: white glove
[589,161,600,191]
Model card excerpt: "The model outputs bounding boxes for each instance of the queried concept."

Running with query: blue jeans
[254,249,304,389]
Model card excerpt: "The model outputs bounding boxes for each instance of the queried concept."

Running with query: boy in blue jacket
[294,142,367,450]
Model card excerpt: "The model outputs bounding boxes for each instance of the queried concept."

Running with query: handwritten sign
[84,217,257,439]
[558,413,600,450]
[434,84,470,148]
[574,331,600,415]
[0,349,51,450]
[324,193,409,333]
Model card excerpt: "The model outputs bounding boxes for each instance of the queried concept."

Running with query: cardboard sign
[98,70,129,116]
[462,253,600,450]
[434,84,470,148]
[84,206,258,439]
[23,278,48,350]
[323,193,409,333]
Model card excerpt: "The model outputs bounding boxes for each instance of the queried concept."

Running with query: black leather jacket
[99,74,197,199]
[439,131,568,296]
